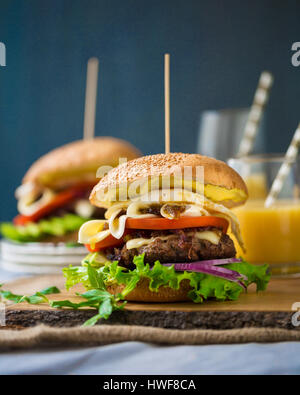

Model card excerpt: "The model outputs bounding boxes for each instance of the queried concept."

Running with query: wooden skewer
[83,57,99,140]
[164,53,170,154]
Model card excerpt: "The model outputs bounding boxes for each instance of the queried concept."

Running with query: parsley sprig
[0,264,126,326]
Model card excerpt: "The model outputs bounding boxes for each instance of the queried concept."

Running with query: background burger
[71,153,269,306]
[1,137,141,244]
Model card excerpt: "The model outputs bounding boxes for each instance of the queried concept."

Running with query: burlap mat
[0,325,300,350]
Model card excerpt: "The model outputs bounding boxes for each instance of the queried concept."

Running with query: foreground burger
[69,153,269,305]
[1,137,141,244]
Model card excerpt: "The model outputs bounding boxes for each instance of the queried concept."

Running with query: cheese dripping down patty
[78,189,244,251]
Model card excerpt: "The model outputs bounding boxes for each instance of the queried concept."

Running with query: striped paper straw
[265,123,300,208]
[237,71,274,157]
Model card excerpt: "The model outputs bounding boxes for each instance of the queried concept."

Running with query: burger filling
[78,189,244,266]
[1,182,105,243]
[105,227,236,268]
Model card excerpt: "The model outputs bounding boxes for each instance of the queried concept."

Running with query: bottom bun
[106,277,191,303]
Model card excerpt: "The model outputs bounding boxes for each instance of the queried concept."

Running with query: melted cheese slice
[202,196,245,251]
[126,230,221,250]
[194,230,221,245]
[78,220,110,246]
[108,209,127,239]
[17,188,56,216]
[15,182,38,199]
[105,202,129,220]
[126,235,176,250]
[126,201,156,218]
[74,199,95,218]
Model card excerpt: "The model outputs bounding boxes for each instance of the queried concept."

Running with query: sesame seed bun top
[22,137,142,190]
[90,153,248,208]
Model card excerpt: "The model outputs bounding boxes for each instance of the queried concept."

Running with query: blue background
[0,0,299,220]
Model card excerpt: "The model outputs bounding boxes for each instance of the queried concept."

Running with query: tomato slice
[85,236,123,253]
[13,184,93,226]
[13,214,31,226]
[125,216,229,233]
[85,230,132,252]
[85,217,228,253]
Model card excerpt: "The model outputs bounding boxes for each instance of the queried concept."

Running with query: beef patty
[105,227,236,267]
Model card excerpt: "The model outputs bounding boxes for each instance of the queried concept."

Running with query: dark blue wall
[0,0,299,220]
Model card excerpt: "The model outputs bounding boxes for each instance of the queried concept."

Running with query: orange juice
[244,174,268,199]
[232,200,300,269]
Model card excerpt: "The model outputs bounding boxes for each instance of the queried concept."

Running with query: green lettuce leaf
[51,265,126,323]
[0,255,270,327]
[0,214,89,242]
[0,285,60,304]
[61,253,270,325]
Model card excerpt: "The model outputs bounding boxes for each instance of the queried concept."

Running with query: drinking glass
[197,108,265,161]
[228,154,300,277]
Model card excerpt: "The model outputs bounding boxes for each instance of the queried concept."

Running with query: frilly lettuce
[0,214,88,242]
[63,253,270,311]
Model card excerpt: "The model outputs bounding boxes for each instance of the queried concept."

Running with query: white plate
[1,239,87,255]
[1,250,86,265]
[1,259,69,274]
[0,239,88,274]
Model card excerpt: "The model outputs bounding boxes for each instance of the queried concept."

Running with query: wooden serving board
[2,275,300,330]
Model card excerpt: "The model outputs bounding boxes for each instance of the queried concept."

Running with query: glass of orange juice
[228,154,300,277]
